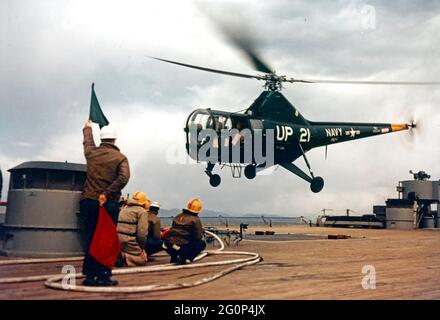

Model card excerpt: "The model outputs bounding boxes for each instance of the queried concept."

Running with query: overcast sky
[1,0,440,217]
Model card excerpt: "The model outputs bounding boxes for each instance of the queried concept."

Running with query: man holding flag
[80,84,130,286]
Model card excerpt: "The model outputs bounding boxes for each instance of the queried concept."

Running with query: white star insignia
[345,128,360,138]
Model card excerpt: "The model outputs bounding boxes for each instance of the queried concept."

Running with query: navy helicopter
[150,31,439,193]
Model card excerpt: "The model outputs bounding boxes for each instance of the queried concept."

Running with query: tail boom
[303,121,412,150]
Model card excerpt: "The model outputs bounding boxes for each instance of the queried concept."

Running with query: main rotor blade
[285,78,440,85]
[196,4,273,74]
[226,35,273,74]
[148,56,264,80]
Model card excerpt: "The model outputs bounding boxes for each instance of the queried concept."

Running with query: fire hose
[0,230,262,293]
[0,256,83,266]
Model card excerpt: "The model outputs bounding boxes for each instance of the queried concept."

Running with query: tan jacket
[81,127,130,201]
[148,211,161,240]
[164,210,203,246]
[117,200,148,256]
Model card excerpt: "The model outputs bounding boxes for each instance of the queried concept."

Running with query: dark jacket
[164,209,203,246]
[117,200,148,256]
[147,210,161,240]
[81,127,130,201]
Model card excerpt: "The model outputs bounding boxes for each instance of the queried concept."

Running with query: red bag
[89,206,121,269]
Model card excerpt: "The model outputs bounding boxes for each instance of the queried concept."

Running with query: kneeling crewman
[145,201,164,257]
[163,198,206,264]
[117,192,150,267]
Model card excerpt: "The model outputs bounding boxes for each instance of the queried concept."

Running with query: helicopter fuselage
[183,90,411,192]
[184,91,409,165]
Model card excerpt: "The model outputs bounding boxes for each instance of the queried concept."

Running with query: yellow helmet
[132,191,150,208]
[186,198,203,214]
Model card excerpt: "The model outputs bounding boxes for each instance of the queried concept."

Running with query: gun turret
[409,170,431,181]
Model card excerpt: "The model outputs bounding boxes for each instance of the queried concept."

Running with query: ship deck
[1,226,440,300]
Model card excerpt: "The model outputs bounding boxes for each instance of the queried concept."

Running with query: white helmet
[100,125,117,140]
[150,202,161,209]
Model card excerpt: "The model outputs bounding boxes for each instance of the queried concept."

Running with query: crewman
[80,120,130,286]
[163,198,206,264]
[117,192,150,267]
[232,121,246,146]
[145,201,164,257]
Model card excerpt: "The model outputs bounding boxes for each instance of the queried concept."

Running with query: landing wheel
[310,177,324,193]
[244,164,256,179]
[209,174,221,187]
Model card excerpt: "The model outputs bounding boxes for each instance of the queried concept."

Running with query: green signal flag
[89,83,109,129]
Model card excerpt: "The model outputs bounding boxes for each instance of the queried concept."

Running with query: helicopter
[150,31,439,193]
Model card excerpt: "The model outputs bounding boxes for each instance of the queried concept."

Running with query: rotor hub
[263,73,284,91]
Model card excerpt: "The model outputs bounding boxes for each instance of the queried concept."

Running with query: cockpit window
[190,113,211,130]
[185,109,251,159]
[189,112,234,131]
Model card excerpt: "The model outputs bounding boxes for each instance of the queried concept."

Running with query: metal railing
[160,215,308,227]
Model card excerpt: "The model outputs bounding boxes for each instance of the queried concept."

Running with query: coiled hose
[0,230,262,293]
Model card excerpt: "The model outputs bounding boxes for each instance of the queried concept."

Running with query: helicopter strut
[298,143,315,179]
[205,162,221,187]
[280,143,325,193]
[280,162,324,193]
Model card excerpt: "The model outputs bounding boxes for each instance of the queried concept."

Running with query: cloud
[1,0,439,217]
